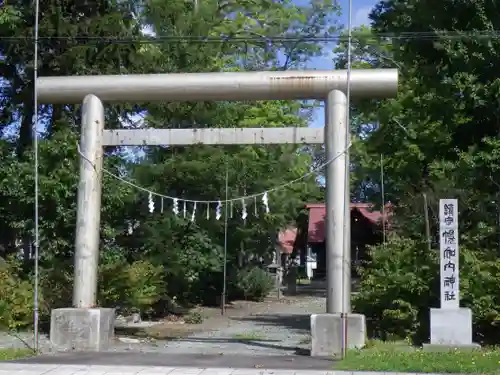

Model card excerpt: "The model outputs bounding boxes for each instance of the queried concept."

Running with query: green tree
[338,2,500,345]
[112,0,339,304]
[0,0,340,320]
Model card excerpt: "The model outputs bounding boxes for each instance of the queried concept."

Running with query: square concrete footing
[310,313,366,357]
[50,308,115,352]
[425,307,480,351]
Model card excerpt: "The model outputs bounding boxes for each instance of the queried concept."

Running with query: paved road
[0,363,336,375]
[15,352,334,369]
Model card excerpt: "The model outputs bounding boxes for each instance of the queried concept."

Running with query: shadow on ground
[283,288,327,298]
[282,279,360,298]
[231,314,311,333]
[171,336,309,355]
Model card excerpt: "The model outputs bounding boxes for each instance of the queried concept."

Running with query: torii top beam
[36,69,398,104]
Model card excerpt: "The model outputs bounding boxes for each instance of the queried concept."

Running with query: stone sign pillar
[424,199,479,351]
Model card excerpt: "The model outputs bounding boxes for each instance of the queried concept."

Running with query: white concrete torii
[37,69,398,353]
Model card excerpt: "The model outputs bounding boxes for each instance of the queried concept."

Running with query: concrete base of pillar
[50,308,115,352]
[310,313,366,357]
[425,307,480,351]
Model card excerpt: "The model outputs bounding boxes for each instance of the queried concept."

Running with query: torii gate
[37,69,398,355]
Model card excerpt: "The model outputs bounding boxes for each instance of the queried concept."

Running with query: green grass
[335,340,500,374]
[296,278,311,285]
[0,348,35,361]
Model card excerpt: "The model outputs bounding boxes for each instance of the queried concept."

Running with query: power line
[2,30,500,44]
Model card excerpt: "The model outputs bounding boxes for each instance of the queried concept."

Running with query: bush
[297,265,308,280]
[236,266,274,301]
[99,259,165,315]
[39,260,73,312]
[184,311,203,324]
[36,257,166,325]
[0,258,34,330]
[353,235,500,345]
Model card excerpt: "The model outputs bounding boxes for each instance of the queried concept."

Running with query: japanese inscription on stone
[439,199,459,309]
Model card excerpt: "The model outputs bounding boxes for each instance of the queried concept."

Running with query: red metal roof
[306,203,391,243]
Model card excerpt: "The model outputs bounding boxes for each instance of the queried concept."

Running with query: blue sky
[120,0,376,158]
[306,0,376,128]
[21,0,376,142]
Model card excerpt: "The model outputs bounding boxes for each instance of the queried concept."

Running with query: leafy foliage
[236,266,274,301]
[0,258,34,330]
[99,259,165,315]
[184,311,204,324]
[1,0,496,348]
[354,236,500,344]
[0,0,335,328]
[354,236,438,342]
[340,2,500,345]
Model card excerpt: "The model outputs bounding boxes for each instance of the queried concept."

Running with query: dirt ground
[140,294,319,339]
[114,283,327,356]
[2,283,327,357]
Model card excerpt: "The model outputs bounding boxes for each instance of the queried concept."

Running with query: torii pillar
[37,69,398,354]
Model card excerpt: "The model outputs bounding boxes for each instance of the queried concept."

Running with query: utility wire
[4,30,500,43]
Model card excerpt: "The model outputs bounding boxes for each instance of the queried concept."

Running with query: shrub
[184,311,203,324]
[0,258,34,330]
[36,257,165,324]
[99,259,165,315]
[39,260,73,311]
[353,235,500,345]
[236,266,274,301]
[296,265,308,280]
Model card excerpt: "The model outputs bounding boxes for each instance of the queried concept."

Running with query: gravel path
[157,295,325,356]
[1,288,326,357]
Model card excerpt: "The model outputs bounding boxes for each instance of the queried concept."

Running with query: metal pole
[33,0,41,353]
[221,161,229,315]
[341,0,354,358]
[325,89,347,314]
[276,243,282,300]
[381,154,386,245]
[342,0,353,316]
[73,94,105,308]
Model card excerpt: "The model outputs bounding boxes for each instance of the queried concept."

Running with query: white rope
[77,142,352,204]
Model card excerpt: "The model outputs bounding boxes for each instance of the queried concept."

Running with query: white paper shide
[439,199,459,309]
